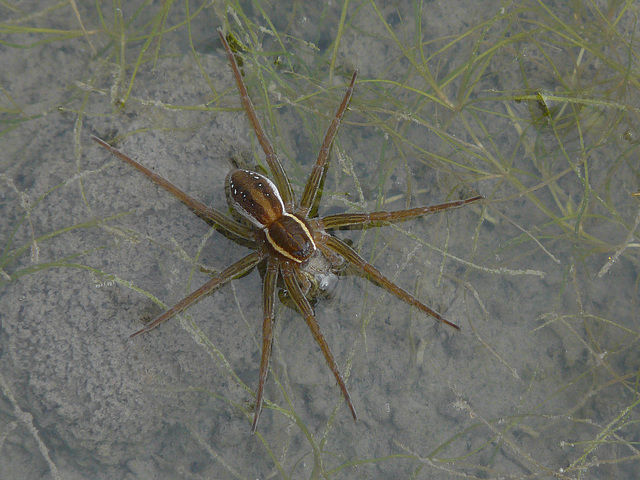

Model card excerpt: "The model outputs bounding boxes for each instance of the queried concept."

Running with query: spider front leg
[321,195,483,229]
[281,264,358,422]
[130,251,264,338]
[252,258,278,433]
[320,234,461,330]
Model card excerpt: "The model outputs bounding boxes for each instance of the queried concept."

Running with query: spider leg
[281,265,358,423]
[321,195,483,229]
[252,258,278,434]
[130,251,264,338]
[297,71,358,217]
[321,235,461,330]
[91,135,255,241]
[217,29,295,212]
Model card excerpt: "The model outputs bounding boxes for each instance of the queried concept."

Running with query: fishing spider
[92,28,482,433]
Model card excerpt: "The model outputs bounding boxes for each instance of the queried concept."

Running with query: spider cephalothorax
[92,28,482,433]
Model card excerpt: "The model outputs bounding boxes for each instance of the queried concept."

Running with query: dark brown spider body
[227,169,316,263]
[92,28,483,434]
[226,169,285,228]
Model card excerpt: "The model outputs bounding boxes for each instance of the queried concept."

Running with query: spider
[92,28,482,433]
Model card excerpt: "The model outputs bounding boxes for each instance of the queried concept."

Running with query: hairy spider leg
[91,136,266,337]
[314,195,484,329]
[129,251,264,338]
[281,265,358,423]
[297,70,358,217]
[321,195,483,229]
[252,258,278,433]
[320,234,463,330]
[91,136,254,241]
[217,29,295,212]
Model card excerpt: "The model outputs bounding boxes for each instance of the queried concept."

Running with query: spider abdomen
[226,169,284,228]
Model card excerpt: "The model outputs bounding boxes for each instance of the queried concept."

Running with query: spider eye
[226,169,284,228]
